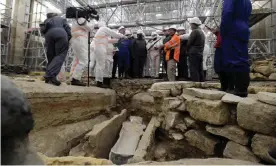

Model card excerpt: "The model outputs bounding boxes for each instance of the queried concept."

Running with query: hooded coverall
[117,38,132,78]
[220,0,252,97]
[203,43,210,80]
[94,27,124,83]
[105,39,118,78]
[70,18,94,81]
[42,16,71,79]
[147,37,163,78]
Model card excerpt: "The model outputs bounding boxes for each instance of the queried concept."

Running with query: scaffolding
[1,0,13,64]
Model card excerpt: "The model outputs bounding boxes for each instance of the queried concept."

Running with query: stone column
[9,0,32,64]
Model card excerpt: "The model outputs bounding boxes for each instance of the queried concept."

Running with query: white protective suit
[70,18,94,80]
[203,43,210,71]
[94,26,125,82]
[105,38,118,78]
[146,33,163,78]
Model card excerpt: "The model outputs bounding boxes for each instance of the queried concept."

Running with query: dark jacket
[41,16,72,40]
[180,39,188,57]
[131,38,147,58]
[187,28,205,55]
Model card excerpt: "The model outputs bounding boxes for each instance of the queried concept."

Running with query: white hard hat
[125,30,132,35]
[163,26,169,30]
[151,31,158,36]
[137,30,143,34]
[169,25,177,30]
[189,17,202,25]
[118,26,125,31]
[177,26,186,31]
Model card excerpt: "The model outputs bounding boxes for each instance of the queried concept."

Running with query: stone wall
[132,81,276,164]
[250,58,276,80]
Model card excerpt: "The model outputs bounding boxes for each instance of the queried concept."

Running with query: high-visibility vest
[164,34,180,62]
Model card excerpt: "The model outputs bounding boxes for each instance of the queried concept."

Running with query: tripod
[87,32,91,87]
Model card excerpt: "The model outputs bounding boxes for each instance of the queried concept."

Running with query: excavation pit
[9,76,276,165]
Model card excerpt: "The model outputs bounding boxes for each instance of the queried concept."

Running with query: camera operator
[70,18,95,86]
[41,12,72,86]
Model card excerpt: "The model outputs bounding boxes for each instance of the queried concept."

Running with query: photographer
[41,12,72,86]
[70,17,95,86]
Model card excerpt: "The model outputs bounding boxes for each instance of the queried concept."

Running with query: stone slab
[183,88,226,100]
[251,133,276,164]
[184,116,198,129]
[185,97,230,125]
[237,98,276,135]
[40,154,113,165]
[257,92,276,106]
[150,81,195,91]
[136,158,259,165]
[87,109,128,158]
[12,80,116,131]
[130,116,160,163]
[206,125,249,145]
[223,141,260,163]
[164,112,180,130]
[131,93,155,114]
[148,89,170,98]
[221,93,243,104]
[29,115,108,157]
[184,130,220,155]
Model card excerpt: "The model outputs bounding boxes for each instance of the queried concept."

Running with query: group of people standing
[41,0,252,97]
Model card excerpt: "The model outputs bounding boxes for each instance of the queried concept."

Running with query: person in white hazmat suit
[203,43,210,81]
[70,18,95,86]
[146,31,163,78]
[93,22,126,88]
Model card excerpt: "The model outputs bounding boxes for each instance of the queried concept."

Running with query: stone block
[136,158,259,165]
[164,111,180,130]
[200,82,221,89]
[251,134,276,164]
[184,116,198,129]
[40,155,113,165]
[237,98,276,135]
[183,88,226,100]
[269,73,276,80]
[185,130,220,155]
[131,93,155,114]
[87,109,128,158]
[161,97,182,112]
[170,87,182,97]
[223,141,260,163]
[206,125,249,145]
[176,102,186,112]
[185,98,230,125]
[221,93,243,104]
[254,65,271,76]
[148,89,170,98]
[175,123,187,132]
[170,132,184,141]
[150,82,195,91]
[130,116,160,163]
[69,143,86,157]
[29,115,108,157]
[257,92,276,106]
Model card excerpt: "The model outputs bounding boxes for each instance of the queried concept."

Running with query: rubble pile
[1,63,30,75]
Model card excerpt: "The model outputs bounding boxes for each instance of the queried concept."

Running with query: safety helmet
[137,30,143,34]
[189,17,202,25]
[125,30,132,35]
[151,31,158,37]
[177,26,186,31]
[163,26,169,30]
[118,26,125,31]
[169,25,177,30]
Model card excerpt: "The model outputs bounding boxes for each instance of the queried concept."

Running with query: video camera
[66,5,99,24]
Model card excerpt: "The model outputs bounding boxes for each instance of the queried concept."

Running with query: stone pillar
[9,0,32,64]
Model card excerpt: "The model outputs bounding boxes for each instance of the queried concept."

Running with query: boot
[46,77,61,86]
[101,78,111,89]
[96,81,103,88]
[71,78,86,86]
